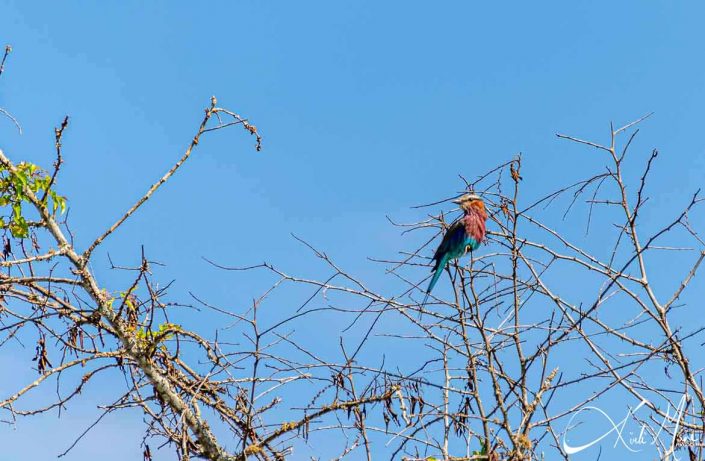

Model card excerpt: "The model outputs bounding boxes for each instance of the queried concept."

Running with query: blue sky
[1,1,705,460]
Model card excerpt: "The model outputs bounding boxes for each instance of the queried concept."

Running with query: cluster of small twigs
[1,44,704,461]
[0,46,400,461]
[186,112,705,461]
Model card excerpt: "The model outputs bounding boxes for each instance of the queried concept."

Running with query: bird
[422,193,488,305]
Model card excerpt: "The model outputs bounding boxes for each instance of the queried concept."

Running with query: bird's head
[452,193,485,214]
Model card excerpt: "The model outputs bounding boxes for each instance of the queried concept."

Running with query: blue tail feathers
[422,255,448,306]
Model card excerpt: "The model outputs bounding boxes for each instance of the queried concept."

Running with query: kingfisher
[423,193,488,305]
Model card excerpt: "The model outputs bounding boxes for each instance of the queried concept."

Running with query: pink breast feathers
[464,204,488,243]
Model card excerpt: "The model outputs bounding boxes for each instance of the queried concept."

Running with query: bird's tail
[422,256,447,306]
[421,291,431,307]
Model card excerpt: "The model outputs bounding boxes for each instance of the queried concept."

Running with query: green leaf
[14,171,27,187]
[9,220,28,238]
[472,441,488,456]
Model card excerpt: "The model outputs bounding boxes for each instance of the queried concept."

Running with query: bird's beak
[452,198,463,204]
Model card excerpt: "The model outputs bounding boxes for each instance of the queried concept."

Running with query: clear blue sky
[1,1,705,460]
